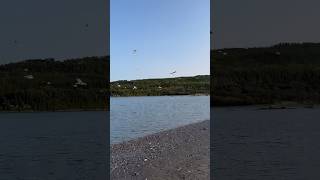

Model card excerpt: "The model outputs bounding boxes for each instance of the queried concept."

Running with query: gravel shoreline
[111,120,210,180]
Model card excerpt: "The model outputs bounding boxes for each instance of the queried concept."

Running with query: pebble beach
[111,120,210,180]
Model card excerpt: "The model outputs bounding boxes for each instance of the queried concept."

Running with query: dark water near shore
[111,96,210,144]
[0,111,108,180]
[213,106,320,180]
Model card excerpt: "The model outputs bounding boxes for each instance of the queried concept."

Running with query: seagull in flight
[170,71,176,75]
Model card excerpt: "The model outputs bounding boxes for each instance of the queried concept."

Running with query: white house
[24,75,34,79]
[75,78,87,86]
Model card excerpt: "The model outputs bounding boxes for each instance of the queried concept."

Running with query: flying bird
[170,71,176,75]
[85,24,89,27]
[132,49,137,55]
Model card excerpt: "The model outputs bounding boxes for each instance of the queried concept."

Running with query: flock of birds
[130,30,214,76]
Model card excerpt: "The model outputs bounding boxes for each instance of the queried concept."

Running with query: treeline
[111,75,210,96]
[211,42,320,106]
[5,41,318,110]
[0,56,109,111]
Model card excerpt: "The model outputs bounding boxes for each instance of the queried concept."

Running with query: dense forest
[3,42,320,111]
[211,42,320,106]
[111,75,210,96]
[0,56,109,111]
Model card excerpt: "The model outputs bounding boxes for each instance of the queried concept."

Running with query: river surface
[0,111,108,180]
[111,96,210,144]
[213,106,320,180]
[3,99,319,179]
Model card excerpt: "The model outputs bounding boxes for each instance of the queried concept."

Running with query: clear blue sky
[111,0,210,81]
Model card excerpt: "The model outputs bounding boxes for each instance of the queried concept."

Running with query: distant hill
[111,75,210,96]
[4,41,318,110]
[0,56,109,111]
[211,42,320,106]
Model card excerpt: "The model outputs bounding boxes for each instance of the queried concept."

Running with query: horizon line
[212,41,320,50]
[110,74,210,83]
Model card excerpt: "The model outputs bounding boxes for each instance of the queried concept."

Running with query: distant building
[24,75,34,79]
[74,78,87,87]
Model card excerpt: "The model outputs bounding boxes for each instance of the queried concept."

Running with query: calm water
[1,103,319,179]
[0,111,108,180]
[213,106,320,180]
[111,96,210,144]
